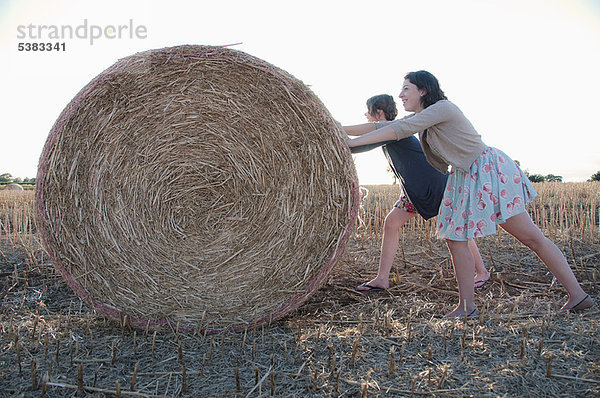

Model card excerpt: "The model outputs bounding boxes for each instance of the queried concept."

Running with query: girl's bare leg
[499,212,592,311]
[445,239,477,317]
[355,207,416,291]
[469,240,490,287]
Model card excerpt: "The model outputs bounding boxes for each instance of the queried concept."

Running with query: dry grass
[1,183,599,397]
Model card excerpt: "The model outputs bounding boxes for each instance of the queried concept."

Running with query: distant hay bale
[4,183,24,191]
[35,45,359,333]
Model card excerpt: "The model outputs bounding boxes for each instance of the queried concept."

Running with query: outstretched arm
[343,123,377,136]
[344,100,456,147]
[345,124,399,148]
[350,140,396,153]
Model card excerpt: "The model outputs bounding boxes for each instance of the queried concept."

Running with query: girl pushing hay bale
[36,45,359,333]
[345,70,594,317]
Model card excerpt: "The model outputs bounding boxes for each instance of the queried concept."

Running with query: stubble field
[1,183,599,397]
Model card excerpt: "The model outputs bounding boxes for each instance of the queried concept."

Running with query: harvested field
[1,183,599,397]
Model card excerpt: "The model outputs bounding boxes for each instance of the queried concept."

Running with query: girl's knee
[384,210,405,229]
[383,215,402,232]
[516,232,549,251]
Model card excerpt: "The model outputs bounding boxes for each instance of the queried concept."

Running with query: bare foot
[560,294,595,313]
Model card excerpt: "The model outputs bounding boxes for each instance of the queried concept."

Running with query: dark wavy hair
[366,94,398,121]
[404,70,447,109]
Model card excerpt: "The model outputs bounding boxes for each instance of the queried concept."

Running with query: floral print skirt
[436,147,537,240]
[394,195,418,214]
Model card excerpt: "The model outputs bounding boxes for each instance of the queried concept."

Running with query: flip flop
[560,295,594,313]
[474,279,489,289]
[354,283,384,293]
[438,308,478,319]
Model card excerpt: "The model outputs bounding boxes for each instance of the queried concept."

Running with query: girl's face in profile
[399,79,425,113]
[364,108,385,122]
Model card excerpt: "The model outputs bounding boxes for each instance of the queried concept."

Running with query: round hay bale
[4,183,24,191]
[36,45,359,332]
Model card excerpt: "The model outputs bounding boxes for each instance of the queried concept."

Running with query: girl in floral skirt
[351,94,489,292]
[344,71,593,318]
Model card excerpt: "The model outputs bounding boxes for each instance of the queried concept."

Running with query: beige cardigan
[378,100,486,173]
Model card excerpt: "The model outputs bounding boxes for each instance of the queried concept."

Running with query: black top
[351,136,448,220]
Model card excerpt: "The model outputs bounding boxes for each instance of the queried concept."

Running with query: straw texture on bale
[35,45,359,332]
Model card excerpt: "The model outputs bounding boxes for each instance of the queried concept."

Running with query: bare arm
[344,101,456,147]
[346,124,399,148]
[342,123,377,136]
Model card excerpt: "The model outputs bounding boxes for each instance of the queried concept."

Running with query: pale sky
[1,0,599,184]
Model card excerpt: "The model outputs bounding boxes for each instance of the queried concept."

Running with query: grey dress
[351,135,448,220]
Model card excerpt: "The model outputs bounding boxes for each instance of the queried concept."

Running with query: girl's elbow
[385,128,399,141]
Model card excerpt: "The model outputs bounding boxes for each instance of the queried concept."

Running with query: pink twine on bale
[36,45,359,334]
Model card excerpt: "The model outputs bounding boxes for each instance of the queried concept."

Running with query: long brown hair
[405,71,447,108]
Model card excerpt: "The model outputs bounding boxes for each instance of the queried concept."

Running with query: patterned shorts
[394,195,417,214]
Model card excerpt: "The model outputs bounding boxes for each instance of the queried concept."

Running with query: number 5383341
[18,42,66,51]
